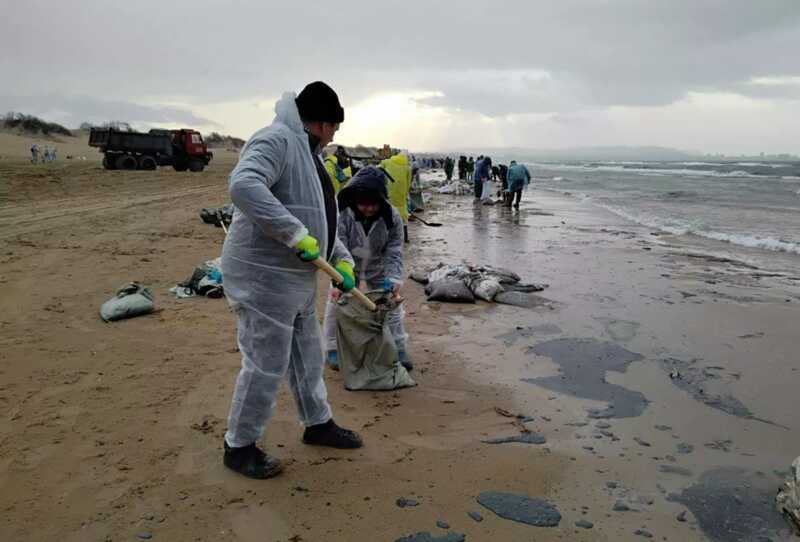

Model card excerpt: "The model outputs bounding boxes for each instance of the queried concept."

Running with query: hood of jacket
[337,166,395,227]
[273,92,305,135]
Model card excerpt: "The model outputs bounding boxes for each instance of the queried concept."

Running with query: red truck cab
[169,129,213,171]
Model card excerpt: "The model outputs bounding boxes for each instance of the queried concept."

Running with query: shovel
[215,221,375,311]
[410,212,442,227]
[312,258,377,312]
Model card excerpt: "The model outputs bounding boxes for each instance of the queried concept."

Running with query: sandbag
[425,279,475,303]
[471,277,504,302]
[336,293,416,391]
[100,282,154,322]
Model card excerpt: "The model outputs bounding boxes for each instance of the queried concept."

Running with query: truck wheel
[188,159,204,172]
[172,162,187,172]
[139,156,157,170]
[116,155,138,170]
[103,154,117,170]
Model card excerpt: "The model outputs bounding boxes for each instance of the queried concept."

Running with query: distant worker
[506,160,531,209]
[221,81,363,480]
[444,156,454,180]
[380,151,412,243]
[466,156,475,182]
[323,166,412,371]
[30,144,39,164]
[457,156,466,180]
[475,156,493,202]
[324,152,351,193]
[43,145,50,163]
[50,147,57,162]
[498,163,510,205]
[335,145,351,171]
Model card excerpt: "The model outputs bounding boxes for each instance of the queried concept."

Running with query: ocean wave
[530,162,773,179]
[538,187,800,255]
[584,199,800,255]
[528,161,800,179]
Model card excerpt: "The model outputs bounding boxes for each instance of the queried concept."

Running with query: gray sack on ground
[100,282,155,322]
[425,279,475,303]
[336,294,416,391]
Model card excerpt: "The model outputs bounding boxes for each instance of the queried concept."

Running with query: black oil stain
[523,338,648,418]
[668,467,787,542]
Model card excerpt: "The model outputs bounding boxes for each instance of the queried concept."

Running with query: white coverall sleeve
[229,134,308,248]
[384,215,405,285]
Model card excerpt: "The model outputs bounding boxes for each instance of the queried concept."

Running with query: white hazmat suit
[222,92,353,448]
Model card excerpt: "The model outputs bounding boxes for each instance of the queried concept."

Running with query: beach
[2,137,800,541]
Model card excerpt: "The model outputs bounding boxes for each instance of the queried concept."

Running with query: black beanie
[295,81,345,123]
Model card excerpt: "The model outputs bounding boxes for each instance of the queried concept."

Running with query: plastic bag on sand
[336,293,416,391]
[100,282,154,322]
[481,179,493,200]
[777,456,800,535]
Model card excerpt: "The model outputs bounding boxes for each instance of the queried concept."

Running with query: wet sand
[1,148,799,541]
[412,181,800,541]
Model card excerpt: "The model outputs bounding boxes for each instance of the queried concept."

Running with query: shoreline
[1,159,798,541]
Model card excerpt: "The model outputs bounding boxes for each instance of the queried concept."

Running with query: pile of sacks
[410,263,546,304]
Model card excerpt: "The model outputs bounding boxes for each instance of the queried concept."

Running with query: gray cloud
[1,0,799,145]
[0,94,219,129]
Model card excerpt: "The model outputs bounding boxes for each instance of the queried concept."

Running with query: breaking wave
[529,162,800,179]
[587,199,800,255]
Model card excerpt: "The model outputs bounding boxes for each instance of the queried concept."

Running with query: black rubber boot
[302,419,363,449]
[223,441,283,479]
[404,225,410,244]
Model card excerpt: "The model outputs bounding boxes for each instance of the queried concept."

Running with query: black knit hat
[295,81,345,123]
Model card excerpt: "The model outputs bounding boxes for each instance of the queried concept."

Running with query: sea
[527,160,800,273]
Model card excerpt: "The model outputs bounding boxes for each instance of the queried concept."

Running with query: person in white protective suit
[322,166,412,371]
[221,81,363,479]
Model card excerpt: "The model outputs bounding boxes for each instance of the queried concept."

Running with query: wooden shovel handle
[312,258,377,312]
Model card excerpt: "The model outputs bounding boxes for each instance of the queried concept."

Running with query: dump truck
[89,127,213,171]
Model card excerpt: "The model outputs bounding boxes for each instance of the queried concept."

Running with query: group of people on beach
[30,144,56,164]
[448,154,532,208]
[218,81,536,480]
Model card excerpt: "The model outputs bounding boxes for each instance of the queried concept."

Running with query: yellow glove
[295,235,320,262]
[334,261,355,292]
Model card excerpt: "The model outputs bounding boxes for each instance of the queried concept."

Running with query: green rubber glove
[334,261,355,292]
[295,235,320,262]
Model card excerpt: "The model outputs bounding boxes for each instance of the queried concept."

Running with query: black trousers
[508,189,522,207]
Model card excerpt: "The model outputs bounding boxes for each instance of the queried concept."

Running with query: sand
[1,134,799,541]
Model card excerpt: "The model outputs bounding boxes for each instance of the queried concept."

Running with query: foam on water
[587,197,800,255]
[540,186,800,256]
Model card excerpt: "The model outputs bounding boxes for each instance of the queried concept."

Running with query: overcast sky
[2,0,799,154]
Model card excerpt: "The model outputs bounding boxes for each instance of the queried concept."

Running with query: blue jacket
[474,158,492,181]
[507,164,531,192]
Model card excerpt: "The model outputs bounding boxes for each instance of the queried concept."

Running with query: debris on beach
[776,456,800,535]
[410,263,546,304]
[171,258,224,299]
[100,282,155,322]
[199,204,233,229]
